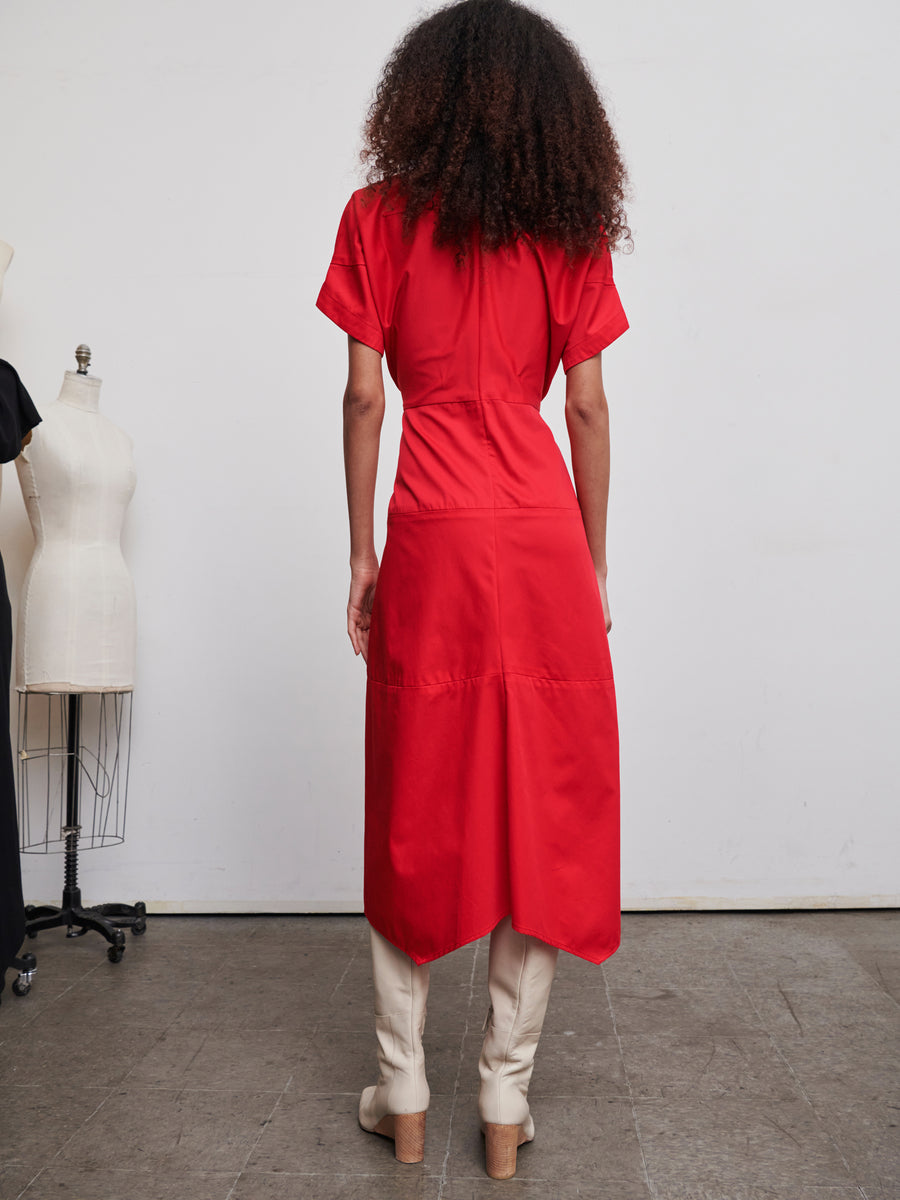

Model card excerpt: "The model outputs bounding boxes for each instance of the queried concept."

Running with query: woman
[316,0,632,1179]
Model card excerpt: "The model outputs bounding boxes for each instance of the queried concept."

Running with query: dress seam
[387,505,582,518]
[402,396,541,409]
[367,669,613,689]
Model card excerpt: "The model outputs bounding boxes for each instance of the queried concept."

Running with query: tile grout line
[223,1075,294,1200]
[600,962,656,1199]
[9,938,198,1199]
[711,921,860,1186]
[13,1087,114,1199]
[7,958,105,1036]
[436,941,481,1199]
[225,940,361,1200]
[13,1166,46,1200]
[312,942,360,1039]
[722,954,859,1182]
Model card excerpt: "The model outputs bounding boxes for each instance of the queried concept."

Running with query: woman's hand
[596,570,612,634]
[348,561,379,663]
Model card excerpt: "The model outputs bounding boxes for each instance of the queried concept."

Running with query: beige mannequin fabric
[16,370,137,692]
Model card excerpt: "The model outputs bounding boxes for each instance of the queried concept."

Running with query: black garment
[0,361,41,462]
[0,360,40,983]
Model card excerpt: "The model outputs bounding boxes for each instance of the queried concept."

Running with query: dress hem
[364,906,621,967]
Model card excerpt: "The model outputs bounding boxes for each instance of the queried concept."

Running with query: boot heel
[372,1110,427,1162]
[394,1110,427,1162]
[484,1121,527,1179]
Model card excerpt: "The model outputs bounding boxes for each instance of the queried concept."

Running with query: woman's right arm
[565,352,613,633]
[343,334,386,660]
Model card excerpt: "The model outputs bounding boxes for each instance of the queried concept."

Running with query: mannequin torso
[16,370,137,692]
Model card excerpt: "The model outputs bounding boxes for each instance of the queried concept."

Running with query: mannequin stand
[22,693,146,963]
[0,952,37,1001]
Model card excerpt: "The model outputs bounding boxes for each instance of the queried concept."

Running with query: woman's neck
[58,370,101,412]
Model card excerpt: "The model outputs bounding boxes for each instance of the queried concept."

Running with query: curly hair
[360,0,633,266]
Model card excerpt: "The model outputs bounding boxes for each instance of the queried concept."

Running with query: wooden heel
[484,1121,528,1179]
[372,1110,427,1162]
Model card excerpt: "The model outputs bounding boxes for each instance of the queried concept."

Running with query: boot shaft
[477,915,559,1129]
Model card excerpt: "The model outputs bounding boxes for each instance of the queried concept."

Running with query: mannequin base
[0,952,37,1003]
[25,891,147,963]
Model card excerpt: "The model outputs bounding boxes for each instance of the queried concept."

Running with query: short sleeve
[315,194,385,356]
[561,244,629,373]
[0,359,41,463]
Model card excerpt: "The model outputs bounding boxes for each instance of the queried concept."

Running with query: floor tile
[231,1172,440,1199]
[455,1032,629,1098]
[740,975,898,1045]
[654,1187,867,1200]
[608,983,766,1036]
[0,1161,42,1200]
[246,1090,453,1176]
[440,1180,652,1199]
[283,1028,461,1096]
[24,964,207,1034]
[446,1093,647,1184]
[19,1167,239,1199]
[813,1098,900,1189]
[542,978,616,1036]
[124,1027,312,1091]
[57,1087,281,1173]
[634,1097,855,1191]
[719,923,881,993]
[167,947,350,1030]
[0,1026,169,1088]
[0,1085,108,1163]
[774,1021,899,1104]
[619,1032,806,1101]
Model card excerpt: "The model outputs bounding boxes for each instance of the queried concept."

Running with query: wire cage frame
[16,689,134,854]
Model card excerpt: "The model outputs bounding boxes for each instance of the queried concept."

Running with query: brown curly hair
[360,0,633,266]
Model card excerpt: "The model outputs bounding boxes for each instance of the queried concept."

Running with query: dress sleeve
[315,194,385,355]
[561,242,629,373]
[0,359,41,463]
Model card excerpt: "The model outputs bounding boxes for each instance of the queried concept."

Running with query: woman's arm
[564,352,613,633]
[343,335,386,660]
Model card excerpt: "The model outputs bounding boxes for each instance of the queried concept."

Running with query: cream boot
[477,913,559,1179]
[358,923,431,1163]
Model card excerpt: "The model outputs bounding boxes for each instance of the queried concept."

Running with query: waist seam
[387,504,582,519]
[402,396,541,410]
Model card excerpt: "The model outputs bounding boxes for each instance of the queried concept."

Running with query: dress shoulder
[315,190,385,355]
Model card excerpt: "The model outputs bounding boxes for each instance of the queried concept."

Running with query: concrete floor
[0,911,897,1199]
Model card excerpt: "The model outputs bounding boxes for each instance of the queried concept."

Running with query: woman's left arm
[343,334,386,661]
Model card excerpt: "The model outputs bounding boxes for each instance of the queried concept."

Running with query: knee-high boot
[477,913,559,1179]
[358,922,431,1163]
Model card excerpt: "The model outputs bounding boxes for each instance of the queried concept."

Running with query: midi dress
[316,180,629,966]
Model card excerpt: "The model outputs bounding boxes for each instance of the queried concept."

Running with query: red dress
[316,182,629,965]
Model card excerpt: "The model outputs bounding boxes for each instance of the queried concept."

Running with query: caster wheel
[11,977,31,997]
[131,918,147,936]
[107,945,125,964]
[134,902,147,917]
[26,929,38,939]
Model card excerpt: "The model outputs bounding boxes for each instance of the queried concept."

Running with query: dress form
[15,346,145,962]
[16,356,137,692]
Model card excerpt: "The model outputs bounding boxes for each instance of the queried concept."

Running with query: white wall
[0,0,896,914]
